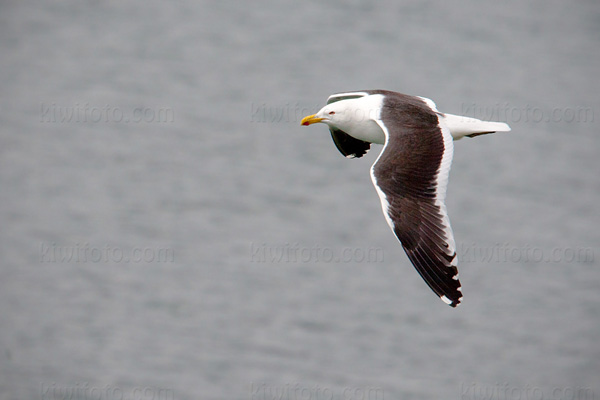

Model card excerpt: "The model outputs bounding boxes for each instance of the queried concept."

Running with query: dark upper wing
[370,95,462,307]
[326,92,368,104]
[329,127,371,159]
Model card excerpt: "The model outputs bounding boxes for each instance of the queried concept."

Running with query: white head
[300,95,386,144]
[300,100,355,128]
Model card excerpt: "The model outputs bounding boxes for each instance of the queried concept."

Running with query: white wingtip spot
[440,295,452,305]
[451,253,458,267]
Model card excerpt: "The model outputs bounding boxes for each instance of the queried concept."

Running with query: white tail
[442,113,511,140]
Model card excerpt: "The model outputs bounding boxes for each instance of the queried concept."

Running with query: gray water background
[1,1,599,399]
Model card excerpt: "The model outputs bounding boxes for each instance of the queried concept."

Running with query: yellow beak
[300,114,324,126]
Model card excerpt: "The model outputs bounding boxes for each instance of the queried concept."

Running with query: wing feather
[370,94,462,307]
[329,127,371,158]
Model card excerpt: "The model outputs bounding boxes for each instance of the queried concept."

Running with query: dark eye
[329,111,335,115]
